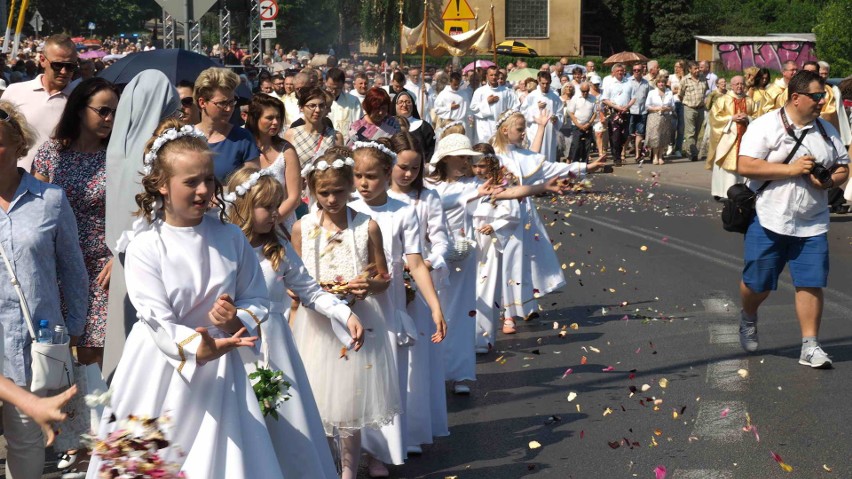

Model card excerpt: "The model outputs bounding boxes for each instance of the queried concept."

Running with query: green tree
[649,0,699,57]
[32,0,158,35]
[813,0,852,77]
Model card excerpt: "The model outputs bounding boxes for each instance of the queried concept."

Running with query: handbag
[0,240,74,393]
[721,111,811,234]
[446,236,475,263]
[53,361,108,451]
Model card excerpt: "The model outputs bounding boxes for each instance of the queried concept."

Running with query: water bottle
[53,325,67,345]
[36,320,52,344]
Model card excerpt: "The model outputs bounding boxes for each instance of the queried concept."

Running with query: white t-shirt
[568,94,596,125]
[739,108,849,237]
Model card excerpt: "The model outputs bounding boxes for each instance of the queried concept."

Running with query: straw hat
[430,133,483,165]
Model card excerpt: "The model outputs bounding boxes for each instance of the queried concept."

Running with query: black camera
[811,164,833,185]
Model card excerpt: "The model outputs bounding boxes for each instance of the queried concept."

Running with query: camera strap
[754,108,813,195]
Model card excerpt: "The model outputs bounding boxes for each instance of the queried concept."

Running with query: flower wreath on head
[434,120,463,140]
[496,108,521,129]
[142,125,207,175]
[351,141,398,163]
[223,168,278,203]
[300,156,356,178]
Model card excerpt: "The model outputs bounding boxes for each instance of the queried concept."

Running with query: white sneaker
[407,445,423,455]
[57,452,78,470]
[61,473,87,479]
[453,382,471,395]
[799,345,832,369]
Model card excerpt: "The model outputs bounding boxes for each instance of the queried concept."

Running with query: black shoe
[690,156,699,162]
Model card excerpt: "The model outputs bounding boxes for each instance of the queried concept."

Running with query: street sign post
[29,10,42,35]
[260,20,276,39]
[259,0,278,20]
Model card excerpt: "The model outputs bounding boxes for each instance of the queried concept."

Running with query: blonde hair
[306,148,356,197]
[135,118,218,222]
[193,67,241,103]
[491,112,525,154]
[0,101,37,158]
[226,165,286,271]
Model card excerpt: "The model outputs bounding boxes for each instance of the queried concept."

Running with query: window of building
[505,0,549,38]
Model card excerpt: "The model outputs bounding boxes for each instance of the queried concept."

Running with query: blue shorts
[742,216,829,292]
[629,114,647,136]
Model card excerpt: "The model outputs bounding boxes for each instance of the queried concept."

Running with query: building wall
[467,0,581,57]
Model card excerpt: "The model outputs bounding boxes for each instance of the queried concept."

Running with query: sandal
[502,319,517,334]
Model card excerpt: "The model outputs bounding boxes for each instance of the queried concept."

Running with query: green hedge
[365,54,606,70]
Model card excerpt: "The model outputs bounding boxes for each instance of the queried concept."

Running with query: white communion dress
[291,209,401,437]
[87,215,283,479]
[388,188,451,445]
[242,239,356,479]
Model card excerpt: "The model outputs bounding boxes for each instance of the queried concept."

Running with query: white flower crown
[300,157,355,178]
[352,141,398,162]
[496,108,521,128]
[223,168,277,203]
[142,125,207,175]
[434,120,463,140]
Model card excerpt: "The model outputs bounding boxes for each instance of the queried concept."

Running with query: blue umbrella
[97,48,253,101]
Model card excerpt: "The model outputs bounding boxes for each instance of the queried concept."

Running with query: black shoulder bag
[721,108,811,233]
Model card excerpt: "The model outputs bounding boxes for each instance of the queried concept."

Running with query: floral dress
[33,139,110,347]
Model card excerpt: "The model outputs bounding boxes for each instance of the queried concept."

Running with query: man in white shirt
[522,71,563,162]
[470,65,519,143]
[325,67,361,137]
[735,70,849,369]
[404,67,430,122]
[351,71,369,105]
[270,74,286,101]
[434,72,472,138]
[567,82,596,162]
[5,34,78,171]
[283,72,309,127]
[601,63,634,166]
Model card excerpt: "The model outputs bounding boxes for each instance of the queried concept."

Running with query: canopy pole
[490,4,497,64]
[3,0,17,54]
[419,0,427,113]
[398,0,404,67]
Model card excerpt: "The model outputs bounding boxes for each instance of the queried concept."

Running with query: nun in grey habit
[102,70,180,379]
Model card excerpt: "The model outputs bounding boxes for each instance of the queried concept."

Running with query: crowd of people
[0,32,851,479]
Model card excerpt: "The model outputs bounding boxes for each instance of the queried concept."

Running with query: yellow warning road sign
[441,0,476,21]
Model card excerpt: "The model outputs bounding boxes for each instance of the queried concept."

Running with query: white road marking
[708,324,739,347]
[691,400,745,443]
[706,359,749,391]
[671,470,734,479]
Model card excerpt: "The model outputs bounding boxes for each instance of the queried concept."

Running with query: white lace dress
[291,209,401,436]
[263,151,298,232]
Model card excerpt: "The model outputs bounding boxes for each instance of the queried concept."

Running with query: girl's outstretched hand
[346,314,365,351]
[196,327,258,362]
[431,312,447,343]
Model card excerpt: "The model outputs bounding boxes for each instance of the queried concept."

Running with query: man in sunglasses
[4,33,78,171]
[735,70,849,369]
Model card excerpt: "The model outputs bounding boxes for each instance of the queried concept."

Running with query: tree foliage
[31,0,159,35]
[813,0,852,77]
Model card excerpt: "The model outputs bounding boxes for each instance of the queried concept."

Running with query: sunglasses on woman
[87,105,117,119]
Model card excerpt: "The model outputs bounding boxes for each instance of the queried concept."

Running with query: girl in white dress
[348,140,447,475]
[88,119,281,479]
[427,133,571,394]
[290,152,400,479]
[492,110,605,321]
[225,166,366,479]
[387,132,451,451]
[470,143,521,346]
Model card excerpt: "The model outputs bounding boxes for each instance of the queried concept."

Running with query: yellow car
[496,40,538,57]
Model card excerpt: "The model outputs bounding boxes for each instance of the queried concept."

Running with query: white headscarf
[103,69,179,379]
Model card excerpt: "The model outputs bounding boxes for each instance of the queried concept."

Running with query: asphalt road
[17,160,852,479]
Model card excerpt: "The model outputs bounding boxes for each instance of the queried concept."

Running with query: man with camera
[736,70,849,369]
